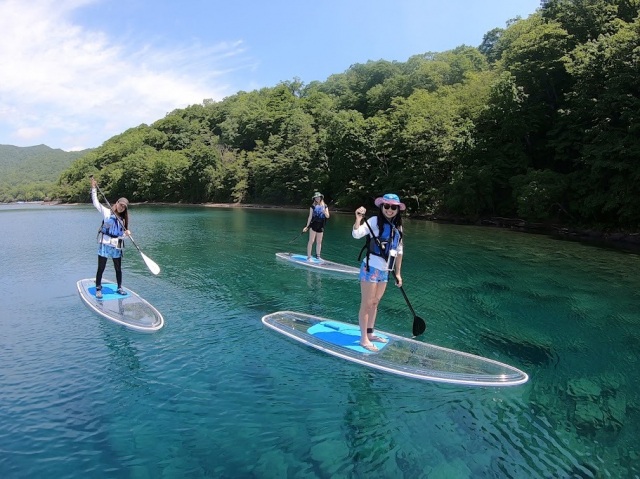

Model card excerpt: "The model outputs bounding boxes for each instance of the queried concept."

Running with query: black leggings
[96,255,123,290]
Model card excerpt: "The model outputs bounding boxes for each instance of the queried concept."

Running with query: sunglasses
[382,204,398,211]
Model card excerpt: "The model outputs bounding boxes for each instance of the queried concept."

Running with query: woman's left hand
[395,274,403,287]
[124,229,131,237]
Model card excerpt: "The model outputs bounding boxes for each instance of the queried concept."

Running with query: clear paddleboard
[262,311,529,386]
[77,278,164,332]
[275,252,359,276]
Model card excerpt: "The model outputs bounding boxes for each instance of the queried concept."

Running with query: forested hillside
[0,144,88,201]
[58,0,640,230]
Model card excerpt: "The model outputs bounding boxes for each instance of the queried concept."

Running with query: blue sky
[0,0,541,151]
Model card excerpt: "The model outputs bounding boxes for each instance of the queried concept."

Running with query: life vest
[358,218,403,271]
[310,204,327,227]
[312,205,325,220]
[97,214,125,248]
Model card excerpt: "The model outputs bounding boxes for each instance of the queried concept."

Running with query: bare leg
[315,231,324,258]
[358,281,388,349]
[307,230,317,259]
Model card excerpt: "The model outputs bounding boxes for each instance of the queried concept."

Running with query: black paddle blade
[412,315,426,337]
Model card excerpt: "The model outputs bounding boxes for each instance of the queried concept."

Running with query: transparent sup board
[77,278,164,332]
[262,311,529,386]
[275,252,359,276]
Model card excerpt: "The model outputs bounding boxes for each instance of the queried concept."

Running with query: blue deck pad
[290,254,324,264]
[307,321,389,354]
[88,283,129,301]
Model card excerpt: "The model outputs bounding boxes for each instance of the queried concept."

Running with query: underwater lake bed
[1,203,638,478]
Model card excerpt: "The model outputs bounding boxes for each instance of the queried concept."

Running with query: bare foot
[360,342,379,352]
[368,335,388,343]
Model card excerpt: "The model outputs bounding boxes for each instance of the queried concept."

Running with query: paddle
[91,177,161,275]
[124,234,161,275]
[361,216,426,337]
[287,231,304,245]
[287,195,335,247]
[393,273,426,337]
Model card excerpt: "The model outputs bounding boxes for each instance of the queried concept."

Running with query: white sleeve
[352,216,378,239]
[91,188,111,219]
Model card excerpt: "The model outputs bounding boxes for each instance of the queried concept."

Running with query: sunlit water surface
[1,204,638,478]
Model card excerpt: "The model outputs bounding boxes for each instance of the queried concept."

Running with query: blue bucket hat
[374,193,406,211]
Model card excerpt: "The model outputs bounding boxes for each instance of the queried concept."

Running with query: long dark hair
[376,206,403,229]
[112,204,129,229]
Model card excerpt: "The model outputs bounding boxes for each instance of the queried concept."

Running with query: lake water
[1,203,638,478]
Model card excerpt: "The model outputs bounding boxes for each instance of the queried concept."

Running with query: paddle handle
[91,176,160,275]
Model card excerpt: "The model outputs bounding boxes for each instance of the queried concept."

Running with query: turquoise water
[1,203,639,478]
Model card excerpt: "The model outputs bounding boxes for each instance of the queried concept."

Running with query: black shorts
[310,221,325,233]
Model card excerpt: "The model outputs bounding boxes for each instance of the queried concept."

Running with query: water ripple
[1,206,638,478]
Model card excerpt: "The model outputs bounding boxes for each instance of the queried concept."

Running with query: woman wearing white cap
[90,177,131,299]
[303,192,330,261]
[352,193,405,352]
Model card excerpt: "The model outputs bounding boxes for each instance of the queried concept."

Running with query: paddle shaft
[395,275,417,316]
[288,231,304,244]
[91,178,130,240]
[362,216,426,336]
[292,196,338,244]
[91,177,160,274]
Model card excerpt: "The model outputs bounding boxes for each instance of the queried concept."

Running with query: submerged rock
[567,378,601,400]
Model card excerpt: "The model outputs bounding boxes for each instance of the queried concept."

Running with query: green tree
[560,15,640,226]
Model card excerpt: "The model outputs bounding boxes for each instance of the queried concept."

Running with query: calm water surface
[1,204,638,478]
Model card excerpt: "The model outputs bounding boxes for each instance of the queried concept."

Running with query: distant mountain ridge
[0,144,92,201]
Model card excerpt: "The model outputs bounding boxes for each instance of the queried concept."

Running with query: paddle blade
[141,252,161,275]
[412,315,426,337]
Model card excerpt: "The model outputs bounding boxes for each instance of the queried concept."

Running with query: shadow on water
[478,332,558,368]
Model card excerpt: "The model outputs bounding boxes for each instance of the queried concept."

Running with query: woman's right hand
[303,227,309,233]
[90,177,97,188]
[355,207,366,219]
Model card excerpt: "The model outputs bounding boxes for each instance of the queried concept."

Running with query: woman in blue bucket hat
[351,193,405,352]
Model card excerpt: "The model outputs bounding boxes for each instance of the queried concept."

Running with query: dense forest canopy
[56,0,640,230]
[0,144,88,202]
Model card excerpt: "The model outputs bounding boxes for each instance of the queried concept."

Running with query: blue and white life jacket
[358,218,402,271]
[97,214,125,248]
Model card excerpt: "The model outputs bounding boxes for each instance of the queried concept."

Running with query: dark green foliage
[558,12,640,226]
[479,28,505,64]
[45,0,640,230]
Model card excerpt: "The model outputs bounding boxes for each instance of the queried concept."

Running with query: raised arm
[352,207,370,239]
[90,178,111,219]
[322,201,330,219]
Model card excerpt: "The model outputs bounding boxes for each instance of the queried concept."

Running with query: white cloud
[0,0,248,150]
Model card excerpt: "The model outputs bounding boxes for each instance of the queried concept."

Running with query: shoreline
[9,200,640,253]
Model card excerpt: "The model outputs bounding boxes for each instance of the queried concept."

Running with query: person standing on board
[352,193,405,352]
[90,177,131,299]
[303,192,330,261]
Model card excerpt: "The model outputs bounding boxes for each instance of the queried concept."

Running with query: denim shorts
[359,262,389,283]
